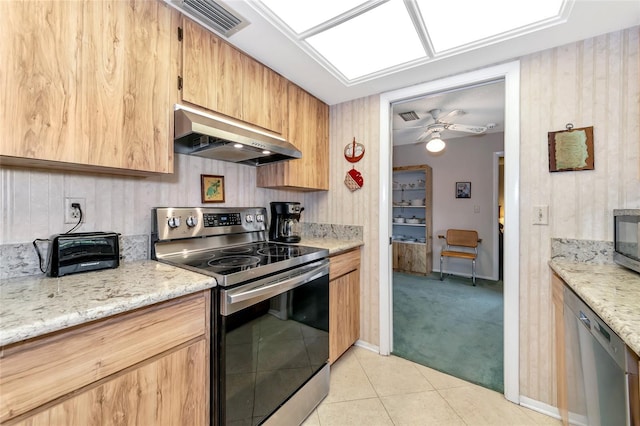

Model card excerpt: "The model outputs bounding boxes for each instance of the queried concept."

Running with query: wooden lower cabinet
[392,242,427,275]
[11,340,207,426]
[329,248,361,363]
[551,271,568,426]
[0,292,210,425]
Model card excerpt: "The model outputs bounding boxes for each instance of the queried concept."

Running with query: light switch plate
[533,205,548,225]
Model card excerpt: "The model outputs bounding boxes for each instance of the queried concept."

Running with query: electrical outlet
[532,205,549,225]
[64,197,85,224]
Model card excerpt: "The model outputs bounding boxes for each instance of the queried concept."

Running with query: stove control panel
[203,212,242,227]
[151,207,268,242]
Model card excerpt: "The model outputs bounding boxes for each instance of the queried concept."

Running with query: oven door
[218,259,329,426]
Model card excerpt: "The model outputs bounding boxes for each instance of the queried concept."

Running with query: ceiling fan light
[426,133,445,152]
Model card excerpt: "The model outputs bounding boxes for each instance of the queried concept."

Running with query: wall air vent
[177,0,250,37]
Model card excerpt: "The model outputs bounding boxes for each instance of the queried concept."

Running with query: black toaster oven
[47,232,120,277]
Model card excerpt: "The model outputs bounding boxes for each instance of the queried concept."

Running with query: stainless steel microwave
[613,209,640,274]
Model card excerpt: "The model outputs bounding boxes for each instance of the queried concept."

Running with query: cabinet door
[256,83,329,190]
[13,341,208,426]
[330,270,360,363]
[393,242,427,274]
[182,17,243,120]
[0,0,174,174]
[242,58,286,134]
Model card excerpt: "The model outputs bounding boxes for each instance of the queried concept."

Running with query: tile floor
[302,346,562,426]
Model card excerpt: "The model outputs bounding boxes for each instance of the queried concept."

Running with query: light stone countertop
[0,260,216,347]
[298,237,363,255]
[549,260,640,356]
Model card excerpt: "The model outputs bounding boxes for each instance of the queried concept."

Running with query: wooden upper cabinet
[180,18,286,135]
[0,0,176,175]
[242,59,286,135]
[257,83,329,191]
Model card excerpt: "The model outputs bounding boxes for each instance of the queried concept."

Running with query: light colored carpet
[392,272,504,392]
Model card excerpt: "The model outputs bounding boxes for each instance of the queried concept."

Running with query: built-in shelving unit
[392,165,433,275]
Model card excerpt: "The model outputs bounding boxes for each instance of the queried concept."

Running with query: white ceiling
[391,80,505,146]
[191,0,640,106]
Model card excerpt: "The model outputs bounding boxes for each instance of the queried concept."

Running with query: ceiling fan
[401,109,488,152]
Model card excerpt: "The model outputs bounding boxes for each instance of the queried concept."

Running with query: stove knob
[246,214,254,223]
[167,217,181,228]
[186,216,198,228]
[256,214,265,223]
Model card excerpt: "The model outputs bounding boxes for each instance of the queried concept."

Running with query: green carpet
[392,272,504,393]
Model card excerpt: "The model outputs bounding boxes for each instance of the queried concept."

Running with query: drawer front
[330,248,361,280]
[0,292,207,423]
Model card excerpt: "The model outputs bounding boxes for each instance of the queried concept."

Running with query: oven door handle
[226,261,328,307]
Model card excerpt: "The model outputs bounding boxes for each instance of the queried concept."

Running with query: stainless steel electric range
[151,207,330,426]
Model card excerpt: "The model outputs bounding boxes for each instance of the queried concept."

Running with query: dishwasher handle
[579,311,591,329]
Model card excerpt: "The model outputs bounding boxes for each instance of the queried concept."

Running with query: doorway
[378,61,521,403]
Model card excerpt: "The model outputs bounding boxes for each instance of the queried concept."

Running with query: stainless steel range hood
[173,107,301,166]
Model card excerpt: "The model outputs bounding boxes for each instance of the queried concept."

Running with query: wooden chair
[438,229,482,285]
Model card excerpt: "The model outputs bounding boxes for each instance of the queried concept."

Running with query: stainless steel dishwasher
[563,286,639,426]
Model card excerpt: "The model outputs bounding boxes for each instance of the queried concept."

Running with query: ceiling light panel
[259,0,367,34]
[416,0,565,52]
[305,1,426,80]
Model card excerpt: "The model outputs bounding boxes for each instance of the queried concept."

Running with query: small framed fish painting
[201,175,225,203]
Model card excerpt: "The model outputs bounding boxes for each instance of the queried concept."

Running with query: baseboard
[354,340,379,354]
[519,396,562,420]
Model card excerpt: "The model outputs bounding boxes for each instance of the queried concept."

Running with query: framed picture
[456,182,471,199]
[548,126,594,172]
[201,174,225,203]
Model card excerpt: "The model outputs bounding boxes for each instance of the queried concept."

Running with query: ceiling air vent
[399,111,420,121]
[177,0,250,37]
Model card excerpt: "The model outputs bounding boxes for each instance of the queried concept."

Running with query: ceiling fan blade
[446,123,487,134]
[437,109,465,123]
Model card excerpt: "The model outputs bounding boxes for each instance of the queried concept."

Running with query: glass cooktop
[162,241,328,287]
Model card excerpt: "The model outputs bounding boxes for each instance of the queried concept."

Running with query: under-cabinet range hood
[173,106,301,166]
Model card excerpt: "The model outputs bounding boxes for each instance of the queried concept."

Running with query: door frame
[378,61,521,403]
[494,151,505,280]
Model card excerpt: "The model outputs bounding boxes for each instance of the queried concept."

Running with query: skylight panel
[416,0,564,52]
[305,1,426,80]
[259,0,366,34]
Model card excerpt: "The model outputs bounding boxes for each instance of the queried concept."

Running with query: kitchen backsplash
[0,234,149,279]
[551,238,614,264]
[1,224,362,280]
[302,223,363,241]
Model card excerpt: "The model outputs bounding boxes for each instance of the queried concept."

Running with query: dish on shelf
[406,217,421,224]
[404,238,417,242]
[410,199,425,206]
[394,201,409,206]
[393,217,405,223]
[417,237,426,243]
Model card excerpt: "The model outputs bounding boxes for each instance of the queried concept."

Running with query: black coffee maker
[269,202,304,243]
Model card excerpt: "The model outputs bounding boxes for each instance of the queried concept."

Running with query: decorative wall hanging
[548,124,594,172]
[344,137,365,163]
[456,182,471,199]
[344,168,364,192]
[344,137,365,191]
[201,174,225,203]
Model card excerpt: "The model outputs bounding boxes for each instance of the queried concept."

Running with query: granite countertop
[299,237,363,255]
[0,260,216,347]
[549,260,640,356]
